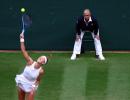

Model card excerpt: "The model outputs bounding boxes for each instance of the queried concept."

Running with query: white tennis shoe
[98,55,105,60]
[70,54,76,60]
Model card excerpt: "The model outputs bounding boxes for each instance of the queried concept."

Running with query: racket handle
[22,29,25,35]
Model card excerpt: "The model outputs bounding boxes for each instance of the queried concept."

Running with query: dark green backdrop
[0,0,130,50]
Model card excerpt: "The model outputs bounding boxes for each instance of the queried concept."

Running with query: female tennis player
[15,32,48,100]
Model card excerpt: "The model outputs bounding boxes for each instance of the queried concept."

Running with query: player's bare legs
[27,90,35,100]
[17,87,25,100]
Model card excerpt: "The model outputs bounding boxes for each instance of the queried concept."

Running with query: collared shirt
[76,16,99,35]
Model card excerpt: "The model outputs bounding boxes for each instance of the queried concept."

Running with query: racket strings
[22,14,32,28]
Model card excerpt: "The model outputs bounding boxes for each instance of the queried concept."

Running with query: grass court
[0,52,130,100]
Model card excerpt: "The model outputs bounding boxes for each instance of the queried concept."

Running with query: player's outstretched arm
[20,33,33,65]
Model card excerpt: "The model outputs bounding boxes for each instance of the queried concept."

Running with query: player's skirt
[15,74,38,92]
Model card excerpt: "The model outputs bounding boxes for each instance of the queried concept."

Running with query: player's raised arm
[20,33,33,65]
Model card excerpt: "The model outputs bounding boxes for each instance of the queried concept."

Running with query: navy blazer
[76,16,99,35]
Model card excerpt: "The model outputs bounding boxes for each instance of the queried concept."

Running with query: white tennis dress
[15,61,41,92]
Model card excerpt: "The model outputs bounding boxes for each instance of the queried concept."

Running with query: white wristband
[20,38,24,42]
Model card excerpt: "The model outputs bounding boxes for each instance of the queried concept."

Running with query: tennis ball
[21,8,25,12]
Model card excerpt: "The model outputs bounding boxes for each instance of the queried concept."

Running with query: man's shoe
[98,55,105,60]
[70,54,76,60]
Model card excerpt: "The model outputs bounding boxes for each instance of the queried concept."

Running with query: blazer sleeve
[75,18,81,35]
[93,19,99,35]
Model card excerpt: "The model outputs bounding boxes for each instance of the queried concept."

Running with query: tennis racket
[21,14,32,34]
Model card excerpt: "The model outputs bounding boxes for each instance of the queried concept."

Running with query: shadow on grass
[85,60,110,100]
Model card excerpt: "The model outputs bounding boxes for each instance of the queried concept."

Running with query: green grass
[0,52,130,100]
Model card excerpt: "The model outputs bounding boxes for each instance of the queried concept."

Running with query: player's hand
[94,35,100,40]
[20,33,25,42]
[32,84,38,91]
[76,35,81,41]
